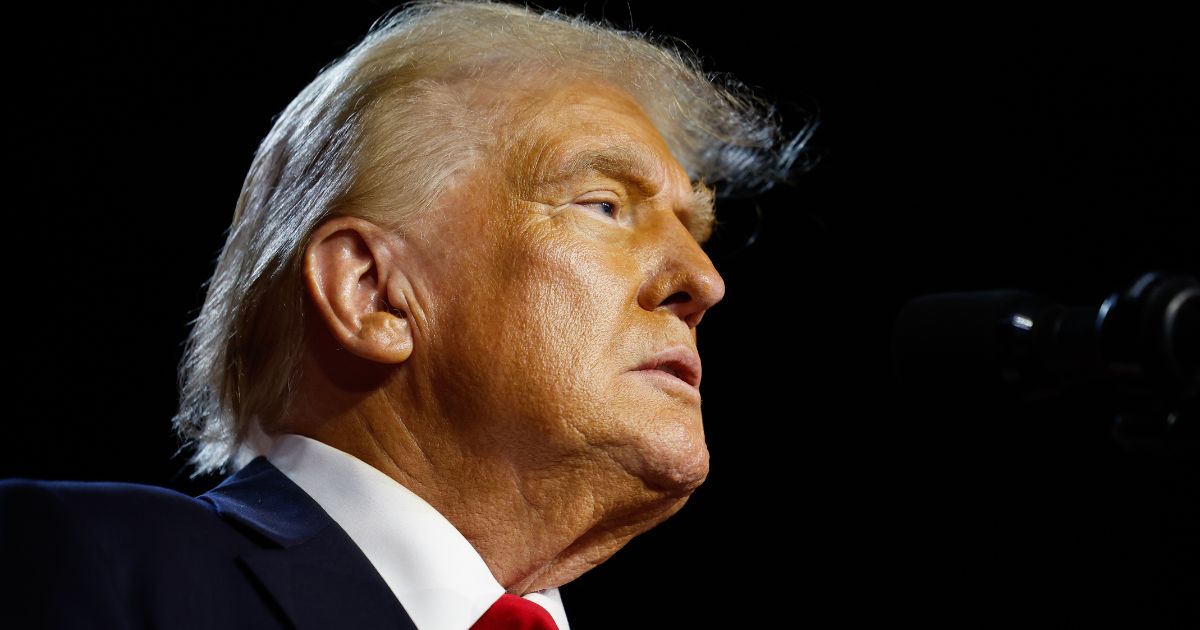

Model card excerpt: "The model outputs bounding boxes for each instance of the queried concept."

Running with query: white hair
[174,0,813,475]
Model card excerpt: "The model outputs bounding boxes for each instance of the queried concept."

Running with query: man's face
[407,81,725,507]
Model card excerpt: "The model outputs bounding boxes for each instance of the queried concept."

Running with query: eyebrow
[544,148,660,195]
[689,182,716,244]
[541,147,717,242]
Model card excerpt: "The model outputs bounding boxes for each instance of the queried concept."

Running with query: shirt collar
[266,433,570,630]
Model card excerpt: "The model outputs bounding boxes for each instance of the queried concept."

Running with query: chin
[632,423,710,496]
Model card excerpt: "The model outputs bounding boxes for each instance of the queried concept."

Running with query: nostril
[660,291,689,306]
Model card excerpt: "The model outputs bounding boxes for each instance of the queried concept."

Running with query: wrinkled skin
[293,80,725,594]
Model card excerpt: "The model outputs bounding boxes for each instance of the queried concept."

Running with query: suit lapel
[236,535,417,630]
[201,457,417,630]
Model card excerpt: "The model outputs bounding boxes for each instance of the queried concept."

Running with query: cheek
[516,229,710,486]
[434,224,639,421]
[500,228,637,400]
[435,216,709,492]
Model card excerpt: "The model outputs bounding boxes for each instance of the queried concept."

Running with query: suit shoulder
[0,476,256,561]
[0,479,215,626]
[0,477,213,528]
[1,477,280,628]
[1,476,204,504]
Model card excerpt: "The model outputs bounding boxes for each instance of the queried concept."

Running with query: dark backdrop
[6,2,1196,627]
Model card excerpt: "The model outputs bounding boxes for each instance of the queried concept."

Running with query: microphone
[892,271,1198,456]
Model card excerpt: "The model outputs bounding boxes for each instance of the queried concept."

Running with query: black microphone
[892,271,1198,456]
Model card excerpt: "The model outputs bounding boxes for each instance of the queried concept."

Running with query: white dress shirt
[265,433,571,630]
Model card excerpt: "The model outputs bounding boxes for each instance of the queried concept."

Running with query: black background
[6,2,1197,627]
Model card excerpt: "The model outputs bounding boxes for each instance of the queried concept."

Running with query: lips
[633,346,702,390]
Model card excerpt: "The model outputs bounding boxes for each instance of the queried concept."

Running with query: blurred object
[893,271,1199,460]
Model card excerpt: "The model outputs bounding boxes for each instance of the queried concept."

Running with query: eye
[584,201,615,216]
[574,199,617,217]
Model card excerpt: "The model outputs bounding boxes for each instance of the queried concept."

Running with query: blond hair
[175,0,812,474]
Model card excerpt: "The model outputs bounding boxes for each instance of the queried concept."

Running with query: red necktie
[470,594,560,630]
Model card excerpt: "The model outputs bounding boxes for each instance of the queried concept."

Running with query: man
[1,2,805,628]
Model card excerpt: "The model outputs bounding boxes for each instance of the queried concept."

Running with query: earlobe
[304,216,415,365]
[357,311,413,363]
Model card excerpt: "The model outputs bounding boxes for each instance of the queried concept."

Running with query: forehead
[496,81,689,191]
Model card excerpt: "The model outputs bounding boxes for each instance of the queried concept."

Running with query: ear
[304,216,413,364]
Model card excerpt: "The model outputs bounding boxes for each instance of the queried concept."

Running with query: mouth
[633,346,702,390]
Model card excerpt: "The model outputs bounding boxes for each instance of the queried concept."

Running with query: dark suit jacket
[0,457,418,630]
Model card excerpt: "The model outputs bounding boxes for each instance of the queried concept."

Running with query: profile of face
[406,80,726,512]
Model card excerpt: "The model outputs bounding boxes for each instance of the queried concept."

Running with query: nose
[636,213,726,328]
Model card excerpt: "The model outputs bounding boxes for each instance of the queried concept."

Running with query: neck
[283,371,691,593]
